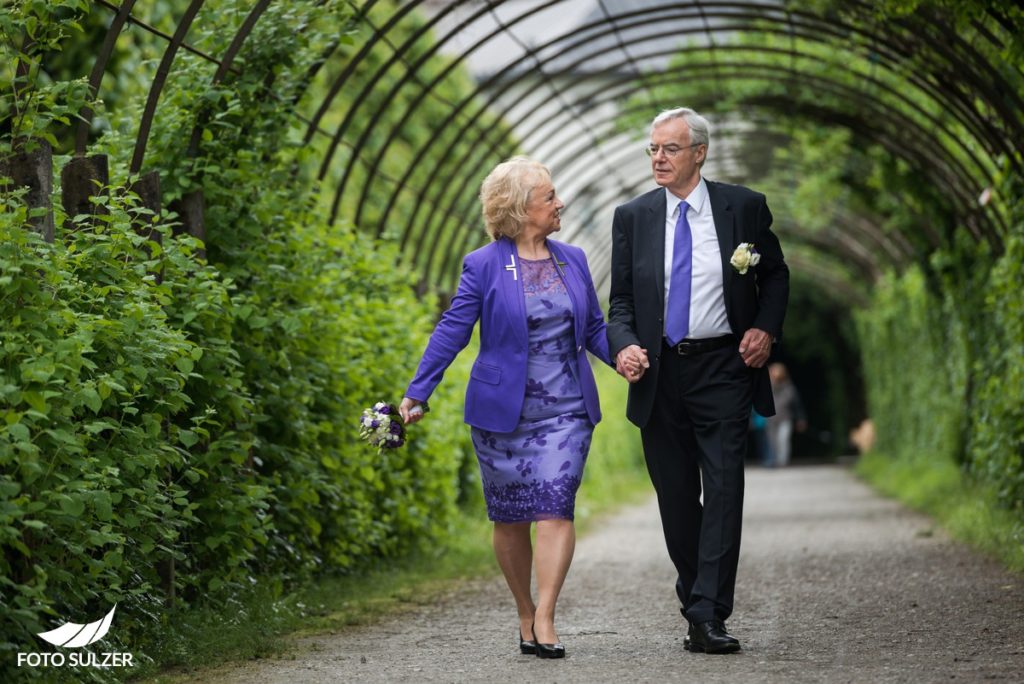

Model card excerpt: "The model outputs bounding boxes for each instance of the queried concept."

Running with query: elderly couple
[399,107,789,658]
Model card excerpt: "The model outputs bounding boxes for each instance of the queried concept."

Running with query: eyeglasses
[645,142,703,158]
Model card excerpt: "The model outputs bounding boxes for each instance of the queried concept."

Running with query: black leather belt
[665,334,736,356]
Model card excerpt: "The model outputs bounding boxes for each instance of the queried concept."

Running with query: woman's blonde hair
[479,156,551,240]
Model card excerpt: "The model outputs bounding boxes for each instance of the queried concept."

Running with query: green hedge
[0,182,475,665]
[855,232,1024,517]
[1,0,486,676]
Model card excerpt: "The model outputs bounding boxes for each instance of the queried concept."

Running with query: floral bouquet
[359,402,405,450]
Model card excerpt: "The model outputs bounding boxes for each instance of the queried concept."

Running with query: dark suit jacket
[607,180,789,427]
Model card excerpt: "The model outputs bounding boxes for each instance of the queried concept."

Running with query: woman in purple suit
[399,157,626,659]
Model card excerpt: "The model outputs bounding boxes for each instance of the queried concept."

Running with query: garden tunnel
[5,0,1024,448]
[3,1,1024,663]
[52,1,1019,283]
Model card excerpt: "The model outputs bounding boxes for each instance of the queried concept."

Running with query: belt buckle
[676,340,697,356]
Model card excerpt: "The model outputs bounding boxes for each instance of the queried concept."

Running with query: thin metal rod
[77,0,139,156]
[129,0,206,175]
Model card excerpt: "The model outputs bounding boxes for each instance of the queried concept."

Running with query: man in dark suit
[607,108,789,654]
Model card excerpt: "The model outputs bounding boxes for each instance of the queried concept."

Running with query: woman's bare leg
[493,521,536,640]
[532,518,575,644]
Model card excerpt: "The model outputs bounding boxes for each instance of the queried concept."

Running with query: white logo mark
[36,604,117,648]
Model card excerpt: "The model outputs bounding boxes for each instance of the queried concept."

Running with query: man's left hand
[738,328,773,368]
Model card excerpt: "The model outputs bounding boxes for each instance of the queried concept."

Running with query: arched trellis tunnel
[49,0,1020,293]
[0,0,1019,439]
[3,0,1024,662]
[30,0,1016,455]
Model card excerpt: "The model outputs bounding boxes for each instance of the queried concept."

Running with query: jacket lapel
[499,238,528,348]
[646,190,667,311]
[707,180,736,310]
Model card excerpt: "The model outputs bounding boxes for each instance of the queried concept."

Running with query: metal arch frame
[364,16,987,280]
[843,0,1024,143]
[478,4,636,203]
[325,0,1015,214]
[184,0,274,158]
[88,0,342,169]
[324,2,803,231]
[423,40,1007,278]
[326,0,641,229]
[415,58,995,287]
[303,0,407,146]
[76,0,139,156]
[80,0,1024,185]
[889,3,1024,132]
[129,0,206,175]
[431,76,983,291]
[72,0,1023,292]
[85,1,1021,208]
[82,0,450,223]
[312,0,521,188]
[438,47,983,242]
[327,4,1007,280]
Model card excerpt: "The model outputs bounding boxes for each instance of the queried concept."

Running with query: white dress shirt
[663,178,731,340]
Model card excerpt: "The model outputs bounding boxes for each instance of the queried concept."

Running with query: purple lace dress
[471,257,593,522]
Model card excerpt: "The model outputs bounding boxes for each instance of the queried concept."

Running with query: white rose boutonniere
[730,243,761,275]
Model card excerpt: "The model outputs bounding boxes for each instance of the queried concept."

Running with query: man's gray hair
[650,107,711,148]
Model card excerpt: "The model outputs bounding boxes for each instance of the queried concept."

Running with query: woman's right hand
[399,397,425,425]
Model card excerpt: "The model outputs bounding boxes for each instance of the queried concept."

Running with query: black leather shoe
[714,620,739,646]
[687,621,741,654]
[680,610,694,648]
[519,629,537,655]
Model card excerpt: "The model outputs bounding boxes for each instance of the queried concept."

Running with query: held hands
[615,344,650,383]
[398,397,425,425]
[738,328,773,367]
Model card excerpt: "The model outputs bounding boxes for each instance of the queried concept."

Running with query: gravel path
[197,465,1024,683]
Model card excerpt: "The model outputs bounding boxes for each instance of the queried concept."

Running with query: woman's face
[523,177,564,236]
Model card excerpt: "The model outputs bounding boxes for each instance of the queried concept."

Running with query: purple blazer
[406,237,612,433]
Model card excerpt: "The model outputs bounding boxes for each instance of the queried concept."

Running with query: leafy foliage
[0,1,487,677]
[0,0,92,152]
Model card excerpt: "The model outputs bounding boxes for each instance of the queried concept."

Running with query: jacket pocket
[470,361,502,385]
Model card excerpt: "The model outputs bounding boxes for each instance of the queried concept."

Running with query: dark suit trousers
[640,340,754,625]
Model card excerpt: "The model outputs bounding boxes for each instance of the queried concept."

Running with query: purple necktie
[665,200,692,346]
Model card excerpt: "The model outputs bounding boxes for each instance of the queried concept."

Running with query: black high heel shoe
[532,622,566,659]
[519,629,537,655]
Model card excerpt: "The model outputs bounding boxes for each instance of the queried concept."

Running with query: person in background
[750,409,772,466]
[399,157,622,660]
[765,362,807,467]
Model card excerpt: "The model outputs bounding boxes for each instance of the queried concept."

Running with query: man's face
[649,118,706,193]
